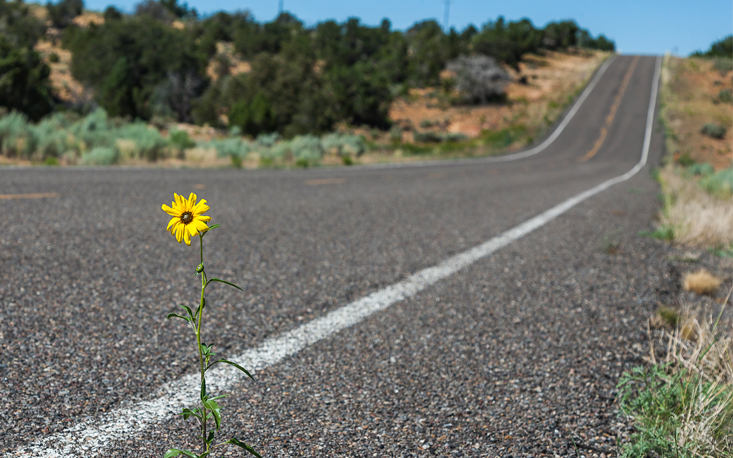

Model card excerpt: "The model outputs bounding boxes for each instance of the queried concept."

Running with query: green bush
[0,111,35,157]
[701,123,727,139]
[289,135,323,166]
[413,131,443,143]
[169,128,196,156]
[209,138,250,160]
[33,115,70,159]
[686,162,714,177]
[677,152,695,166]
[700,167,733,196]
[82,147,119,165]
[117,123,168,161]
[718,89,733,104]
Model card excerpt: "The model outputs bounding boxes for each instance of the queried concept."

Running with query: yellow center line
[579,56,640,162]
[303,178,346,186]
[0,192,59,200]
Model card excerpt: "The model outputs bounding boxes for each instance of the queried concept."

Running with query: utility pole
[443,0,450,32]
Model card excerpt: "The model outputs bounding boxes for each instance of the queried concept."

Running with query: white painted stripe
[7,56,660,458]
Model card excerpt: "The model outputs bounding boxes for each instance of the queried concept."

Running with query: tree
[46,0,84,28]
[0,37,54,120]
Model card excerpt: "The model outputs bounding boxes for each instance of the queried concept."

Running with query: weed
[657,306,680,328]
[618,294,733,457]
[341,155,353,166]
[709,246,733,258]
[43,156,59,166]
[640,226,675,241]
[601,232,622,254]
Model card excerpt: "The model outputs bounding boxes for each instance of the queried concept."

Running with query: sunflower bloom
[162,193,211,246]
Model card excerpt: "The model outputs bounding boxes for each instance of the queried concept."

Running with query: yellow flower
[162,193,211,246]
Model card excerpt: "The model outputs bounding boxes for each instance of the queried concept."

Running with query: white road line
[7,56,659,458]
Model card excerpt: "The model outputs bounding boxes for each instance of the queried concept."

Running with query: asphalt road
[1,55,668,457]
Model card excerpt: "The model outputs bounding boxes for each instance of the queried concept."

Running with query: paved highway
[1,55,666,457]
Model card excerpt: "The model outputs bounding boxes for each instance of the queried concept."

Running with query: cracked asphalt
[0,55,683,457]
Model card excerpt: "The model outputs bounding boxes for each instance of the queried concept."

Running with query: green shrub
[419,119,436,128]
[0,112,35,157]
[82,147,119,165]
[686,162,714,177]
[169,128,195,156]
[713,57,733,74]
[290,135,323,166]
[210,138,250,160]
[700,167,733,196]
[444,133,469,143]
[389,125,403,142]
[413,131,443,143]
[677,152,695,166]
[718,89,733,104]
[256,132,281,147]
[33,116,69,159]
[701,123,727,139]
[48,52,60,63]
[117,123,167,161]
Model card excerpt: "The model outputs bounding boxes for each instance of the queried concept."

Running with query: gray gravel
[1,56,718,457]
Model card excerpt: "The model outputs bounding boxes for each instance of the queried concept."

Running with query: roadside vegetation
[0,0,614,167]
[620,36,733,458]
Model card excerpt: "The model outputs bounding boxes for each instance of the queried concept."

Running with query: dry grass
[683,269,723,295]
[658,167,733,248]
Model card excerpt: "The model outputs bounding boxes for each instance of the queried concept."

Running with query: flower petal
[167,216,180,230]
[187,222,199,237]
[193,219,209,233]
[183,228,191,246]
[187,193,197,212]
[197,215,212,222]
[162,204,181,217]
[175,224,184,243]
[192,199,209,215]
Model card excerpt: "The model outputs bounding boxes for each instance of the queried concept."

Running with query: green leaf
[163,449,198,458]
[207,430,215,444]
[206,278,243,292]
[166,313,192,323]
[178,304,195,321]
[180,407,201,420]
[225,438,262,458]
[195,298,206,317]
[201,376,207,401]
[213,359,255,382]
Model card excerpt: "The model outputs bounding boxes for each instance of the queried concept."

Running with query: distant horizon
[39,0,733,56]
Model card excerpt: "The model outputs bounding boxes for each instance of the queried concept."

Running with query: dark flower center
[181,212,193,224]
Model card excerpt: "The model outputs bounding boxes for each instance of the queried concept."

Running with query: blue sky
[79,0,732,56]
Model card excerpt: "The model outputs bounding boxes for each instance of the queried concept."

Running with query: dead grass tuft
[683,269,722,295]
[659,167,733,248]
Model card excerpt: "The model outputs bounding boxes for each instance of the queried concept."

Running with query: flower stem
[197,233,208,455]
